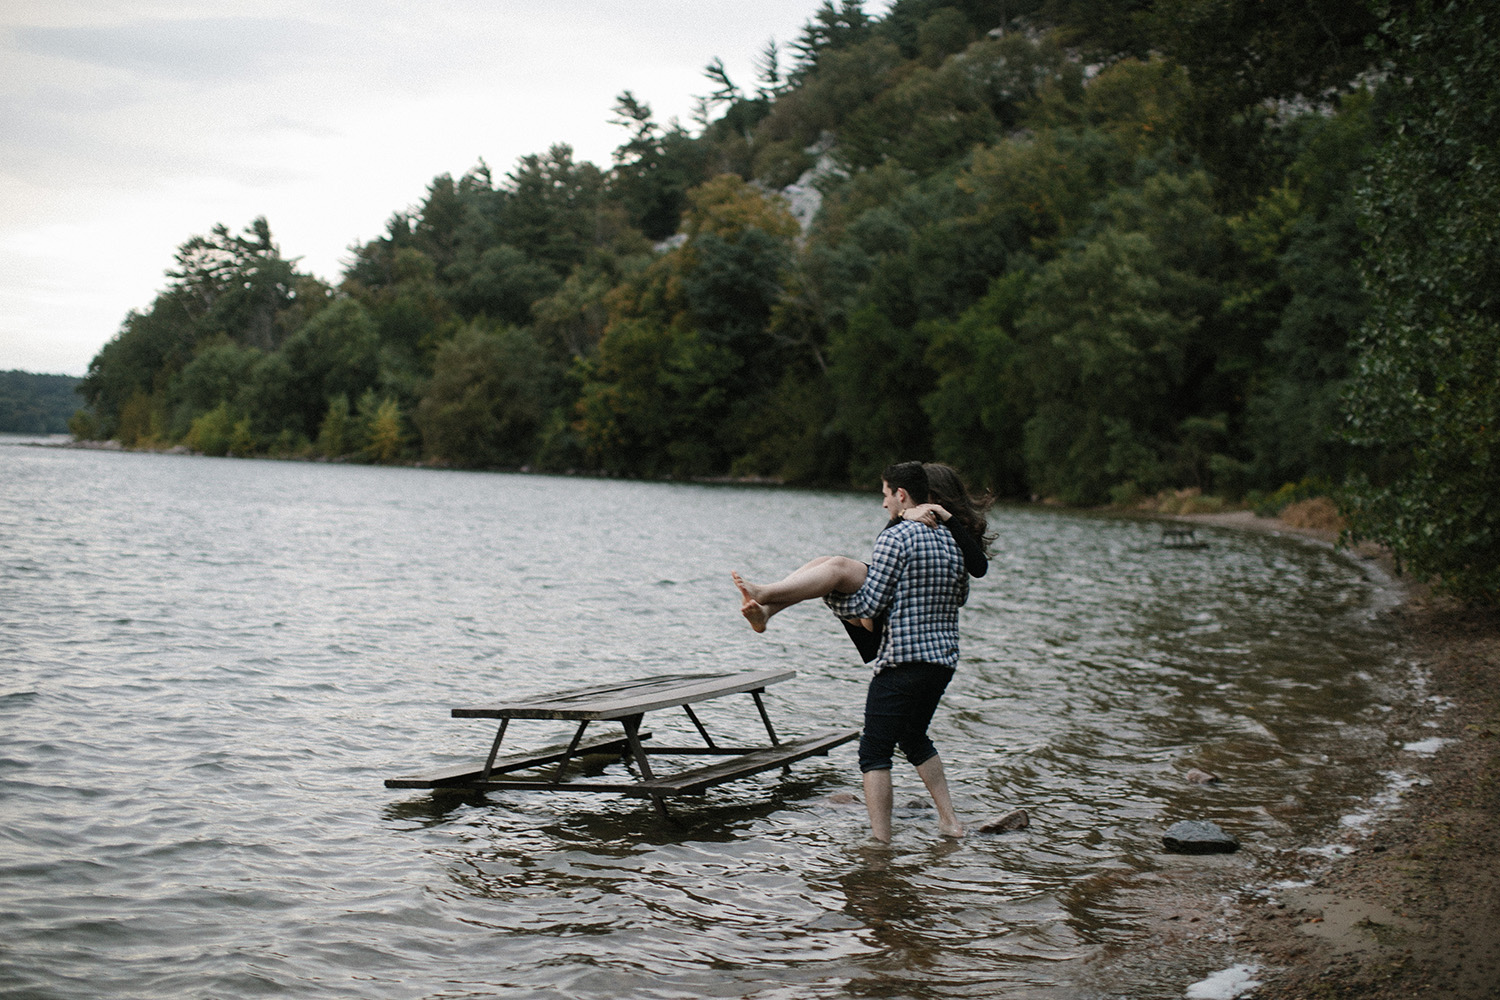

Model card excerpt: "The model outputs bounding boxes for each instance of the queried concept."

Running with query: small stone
[827,792,861,805]
[1163,819,1239,854]
[903,798,929,810]
[1185,768,1220,784]
[976,808,1030,833]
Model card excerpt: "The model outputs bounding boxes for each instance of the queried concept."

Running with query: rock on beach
[1162,820,1239,854]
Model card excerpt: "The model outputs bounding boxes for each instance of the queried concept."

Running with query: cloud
[12,16,335,83]
[0,0,883,374]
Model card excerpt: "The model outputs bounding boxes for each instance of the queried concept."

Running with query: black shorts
[858,662,954,772]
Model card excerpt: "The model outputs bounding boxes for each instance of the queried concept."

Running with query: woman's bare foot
[732,573,769,632]
[741,599,769,632]
[731,571,763,603]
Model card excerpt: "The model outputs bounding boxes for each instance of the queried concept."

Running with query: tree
[167,338,262,439]
[415,321,555,468]
[827,303,936,484]
[78,301,194,437]
[361,393,407,464]
[921,271,1031,496]
[1342,0,1500,602]
[278,298,382,438]
[791,1,875,78]
[1235,95,1373,486]
[609,97,710,240]
[0,371,81,434]
[573,319,739,478]
[1017,226,1203,503]
[166,217,301,351]
[316,394,356,458]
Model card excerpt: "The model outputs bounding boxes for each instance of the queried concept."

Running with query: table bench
[385,669,860,817]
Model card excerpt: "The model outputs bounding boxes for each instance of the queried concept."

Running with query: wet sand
[1162,510,1500,998]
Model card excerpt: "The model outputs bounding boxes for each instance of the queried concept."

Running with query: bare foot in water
[731,573,769,633]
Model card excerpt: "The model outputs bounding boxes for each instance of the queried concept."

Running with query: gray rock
[1162,820,1239,854]
[1185,768,1220,784]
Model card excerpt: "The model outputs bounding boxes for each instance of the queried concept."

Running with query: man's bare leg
[732,557,867,632]
[863,768,894,843]
[916,754,964,838]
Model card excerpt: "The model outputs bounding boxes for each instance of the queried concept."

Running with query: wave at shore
[1153,512,1500,999]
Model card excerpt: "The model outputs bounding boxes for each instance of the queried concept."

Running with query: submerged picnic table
[385,668,860,817]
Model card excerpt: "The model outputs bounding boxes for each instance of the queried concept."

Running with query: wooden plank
[627,729,859,796]
[452,669,796,721]
[383,731,648,789]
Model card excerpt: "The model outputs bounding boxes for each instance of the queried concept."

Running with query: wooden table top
[450,668,796,721]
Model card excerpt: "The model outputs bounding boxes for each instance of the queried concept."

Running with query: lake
[0,439,1417,998]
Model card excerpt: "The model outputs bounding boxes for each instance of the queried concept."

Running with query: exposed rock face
[1163,820,1239,854]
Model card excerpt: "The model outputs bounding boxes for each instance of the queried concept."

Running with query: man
[824,461,969,842]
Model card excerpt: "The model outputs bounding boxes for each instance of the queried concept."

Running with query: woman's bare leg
[732,557,867,632]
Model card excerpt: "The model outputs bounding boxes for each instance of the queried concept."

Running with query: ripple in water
[0,442,1410,998]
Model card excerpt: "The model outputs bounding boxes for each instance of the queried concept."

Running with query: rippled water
[0,440,1411,998]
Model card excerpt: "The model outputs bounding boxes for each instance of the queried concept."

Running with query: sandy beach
[1159,510,1500,998]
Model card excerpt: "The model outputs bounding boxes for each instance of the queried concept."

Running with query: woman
[732,463,992,654]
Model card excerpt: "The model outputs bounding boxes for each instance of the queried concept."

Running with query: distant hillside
[0,370,82,434]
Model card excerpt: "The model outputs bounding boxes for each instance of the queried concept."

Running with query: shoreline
[1152,511,1500,998]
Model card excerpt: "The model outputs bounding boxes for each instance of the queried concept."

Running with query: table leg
[481,717,510,781]
[750,689,781,746]
[550,720,590,783]
[621,713,670,820]
[681,704,716,749]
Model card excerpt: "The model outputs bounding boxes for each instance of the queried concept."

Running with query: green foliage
[920,271,1030,495]
[415,321,555,468]
[1237,94,1374,485]
[827,303,935,483]
[1342,0,1500,603]
[167,339,262,439]
[0,371,81,434]
[67,408,97,441]
[166,217,301,351]
[362,394,407,464]
[82,0,1462,532]
[609,97,712,240]
[1014,165,1226,502]
[315,394,356,459]
[185,402,238,457]
[278,298,381,438]
[573,319,739,478]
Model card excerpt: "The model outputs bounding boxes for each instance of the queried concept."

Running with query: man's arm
[825,527,908,621]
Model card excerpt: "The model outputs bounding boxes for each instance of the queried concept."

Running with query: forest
[0,371,81,434]
[71,0,1498,601]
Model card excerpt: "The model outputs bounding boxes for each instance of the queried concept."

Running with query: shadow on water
[386,772,844,845]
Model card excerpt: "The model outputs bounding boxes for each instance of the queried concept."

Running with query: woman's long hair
[924,463,996,553]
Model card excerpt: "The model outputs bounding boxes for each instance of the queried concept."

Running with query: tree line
[72,0,1499,602]
[1,371,81,434]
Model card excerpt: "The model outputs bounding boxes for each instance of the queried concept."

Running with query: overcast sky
[2,1,888,376]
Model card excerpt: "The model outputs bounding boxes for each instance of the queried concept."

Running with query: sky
[1,1,887,377]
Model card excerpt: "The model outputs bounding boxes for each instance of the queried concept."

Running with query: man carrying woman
[732,462,984,842]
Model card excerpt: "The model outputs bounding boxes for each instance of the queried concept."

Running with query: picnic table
[385,668,860,817]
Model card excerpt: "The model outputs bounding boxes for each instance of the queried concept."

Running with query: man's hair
[882,461,929,503]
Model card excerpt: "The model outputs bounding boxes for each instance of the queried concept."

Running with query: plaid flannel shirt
[824,518,968,673]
